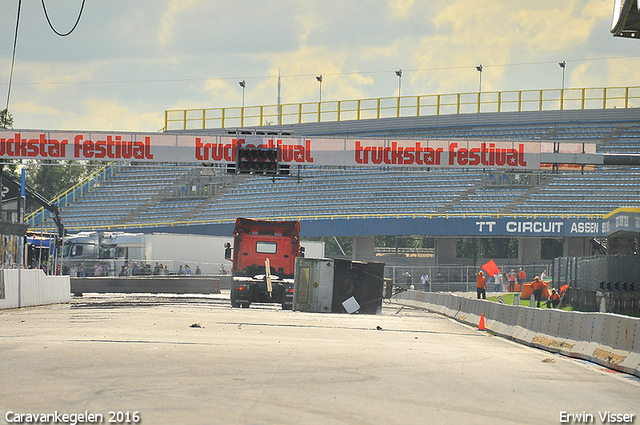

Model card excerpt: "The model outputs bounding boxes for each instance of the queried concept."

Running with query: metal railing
[25,164,123,229]
[164,85,640,131]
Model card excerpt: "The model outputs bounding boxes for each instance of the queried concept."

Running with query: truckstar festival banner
[0,130,542,170]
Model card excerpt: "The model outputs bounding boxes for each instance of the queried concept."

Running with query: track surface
[1,292,639,425]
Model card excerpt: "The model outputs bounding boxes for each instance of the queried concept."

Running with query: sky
[0,0,638,133]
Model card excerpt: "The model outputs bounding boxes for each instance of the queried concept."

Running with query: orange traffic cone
[478,313,486,331]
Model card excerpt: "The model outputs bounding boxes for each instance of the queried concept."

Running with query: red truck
[227,218,302,309]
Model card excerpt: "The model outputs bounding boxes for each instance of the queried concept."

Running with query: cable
[41,0,86,37]
[2,53,640,88]
[4,0,21,114]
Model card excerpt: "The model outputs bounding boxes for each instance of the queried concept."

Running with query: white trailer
[63,232,324,276]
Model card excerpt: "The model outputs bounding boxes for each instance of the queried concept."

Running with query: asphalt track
[1,292,640,425]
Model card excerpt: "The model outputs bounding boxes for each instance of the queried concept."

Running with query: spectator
[69,265,78,278]
[420,273,429,291]
[184,264,192,275]
[154,262,160,275]
[195,266,201,275]
[94,264,103,277]
[78,263,85,277]
[508,270,516,292]
[178,265,184,275]
[405,272,412,288]
[540,269,548,280]
[494,272,502,292]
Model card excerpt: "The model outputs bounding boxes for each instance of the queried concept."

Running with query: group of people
[42,261,205,277]
[117,262,202,276]
[176,264,201,275]
[61,262,86,277]
[476,267,563,309]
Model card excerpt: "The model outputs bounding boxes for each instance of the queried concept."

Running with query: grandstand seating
[47,107,640,230]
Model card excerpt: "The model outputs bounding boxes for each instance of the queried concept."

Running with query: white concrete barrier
[393,290,640,377]
[0,269,70,310]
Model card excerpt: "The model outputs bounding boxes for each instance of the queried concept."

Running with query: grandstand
[25,99,640,267]
[35,107,640,225]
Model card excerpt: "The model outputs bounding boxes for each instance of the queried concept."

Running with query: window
[256,241,277,254]
[70,245,83,257]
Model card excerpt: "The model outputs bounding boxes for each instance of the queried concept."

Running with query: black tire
[241,301,251,308]
[231,299,241,308]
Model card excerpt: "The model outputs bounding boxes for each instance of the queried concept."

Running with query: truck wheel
[242,301,251,308]
[231,299,241,308]
[281,303,292,310]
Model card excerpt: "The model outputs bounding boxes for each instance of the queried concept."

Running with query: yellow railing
[164,85,640,131]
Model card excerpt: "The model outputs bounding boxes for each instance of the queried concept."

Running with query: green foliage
[24,161,92,202]
[375,236,434,249]
[541,239,563,259]
[457,238,518,260]
[0,109,13,128]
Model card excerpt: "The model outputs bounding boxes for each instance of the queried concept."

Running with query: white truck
[62,231,324,276]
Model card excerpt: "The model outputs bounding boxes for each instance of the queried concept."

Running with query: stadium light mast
[559,61,566,110]
[239,80,246,108]
[395,69,403,117]
[316,75,323,103]
[395,69,402,98]
[476,65,483,113]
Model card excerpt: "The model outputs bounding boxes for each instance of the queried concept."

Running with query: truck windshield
[256,241,277,254]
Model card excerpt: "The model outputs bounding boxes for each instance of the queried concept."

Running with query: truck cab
[229,218,301,309]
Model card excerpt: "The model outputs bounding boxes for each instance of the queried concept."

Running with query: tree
[0,109,13,128]
[24,161,92,204]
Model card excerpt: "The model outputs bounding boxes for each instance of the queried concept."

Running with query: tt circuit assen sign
[0,130,542,170]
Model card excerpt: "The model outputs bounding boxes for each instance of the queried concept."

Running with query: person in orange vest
[546,289,561,308]
[518,268,527,288]
[532,276,545,308]
[476,271,487,299]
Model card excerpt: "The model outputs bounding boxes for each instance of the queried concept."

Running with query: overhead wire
[41,0,86,37]
[4,0,22,113]
[2,54,640,88]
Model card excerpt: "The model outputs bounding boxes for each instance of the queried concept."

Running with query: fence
[384,263,551,292]
[165,85,640,130]
[551,255,640,314]
[552,255,640,292]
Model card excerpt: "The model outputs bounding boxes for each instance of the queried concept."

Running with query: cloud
[388,0,415,19]
[59,100,164,132]
[158,0,201,46]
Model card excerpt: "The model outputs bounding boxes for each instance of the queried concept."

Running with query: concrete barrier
[0,269,70,310]
[393,290,640,378]
[71,275,227,295]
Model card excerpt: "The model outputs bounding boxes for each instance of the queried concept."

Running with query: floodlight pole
[476,65,483,113]
[559,61,566,110]
[239,80,246,108]
[395,70,402,117]
[316,75,323,103]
